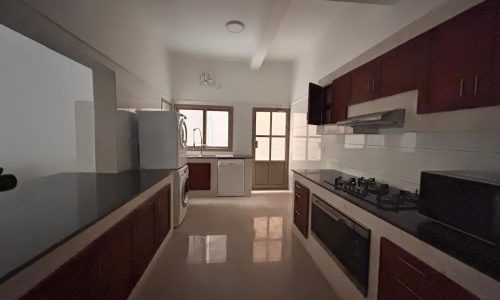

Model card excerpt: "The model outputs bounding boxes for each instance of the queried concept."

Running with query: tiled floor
[130,191,338,300]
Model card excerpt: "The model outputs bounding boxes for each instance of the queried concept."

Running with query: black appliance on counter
[0,167,17,192]
[311,194,370,296]
[419,171,500,246]
[325,175,419,211]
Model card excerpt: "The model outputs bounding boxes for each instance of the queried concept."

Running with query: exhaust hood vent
[336,109,405,134]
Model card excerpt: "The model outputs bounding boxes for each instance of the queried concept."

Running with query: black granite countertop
[293,169,500,282]
[0,169,175,283]
[187,154,253,159]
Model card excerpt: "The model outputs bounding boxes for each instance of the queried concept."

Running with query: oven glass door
[311,195,370,296]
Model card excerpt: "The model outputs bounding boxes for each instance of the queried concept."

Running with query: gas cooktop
[324,176,419,212]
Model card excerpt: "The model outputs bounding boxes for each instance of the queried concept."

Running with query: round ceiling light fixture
[226,20,245,33]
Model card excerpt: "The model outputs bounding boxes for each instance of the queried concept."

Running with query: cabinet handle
[294,210,301,216]
[398,257,428,278]
[295,184,302,190]
[295,193,301,199]
[459,78,464,97]
[371,80,375,92]
[367,81,371,93]
[473,74,478,95]
[395,279,424,300]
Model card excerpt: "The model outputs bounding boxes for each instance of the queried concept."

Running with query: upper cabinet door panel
[331,75,350,123]
[468,0,500,108]
[308,82,323,125]
[349,62,378,105]
[379,33,431,99]
[423,2,486,114]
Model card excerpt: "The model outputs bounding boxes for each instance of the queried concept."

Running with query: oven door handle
[313,198,343,223]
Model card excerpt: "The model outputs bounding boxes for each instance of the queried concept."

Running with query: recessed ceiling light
[226,20,245,34]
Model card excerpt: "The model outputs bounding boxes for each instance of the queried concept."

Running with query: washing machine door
[179,116,188,151]
[182,178,189,207]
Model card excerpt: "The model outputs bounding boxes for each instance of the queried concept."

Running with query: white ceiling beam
[250,0,291,70]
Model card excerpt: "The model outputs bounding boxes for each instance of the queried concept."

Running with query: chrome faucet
[193,128,205,156]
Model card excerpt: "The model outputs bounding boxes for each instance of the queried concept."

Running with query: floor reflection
[187,235,227,264]
[253,216,283,263]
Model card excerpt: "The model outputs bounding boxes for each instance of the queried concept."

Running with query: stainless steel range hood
[336,109,405,134]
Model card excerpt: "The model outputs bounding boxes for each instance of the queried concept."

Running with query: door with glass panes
[252,108,290,189]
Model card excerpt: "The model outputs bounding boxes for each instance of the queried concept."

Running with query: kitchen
[0,0,499,299]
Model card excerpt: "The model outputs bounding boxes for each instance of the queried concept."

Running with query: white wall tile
[470,152,500,173]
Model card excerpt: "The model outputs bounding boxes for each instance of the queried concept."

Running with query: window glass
[271,137,286,161]
[271,112,286,136]
[179,109,203,147]
[256,112,270,135]
[206,110,229,147]
[255,137,270,161]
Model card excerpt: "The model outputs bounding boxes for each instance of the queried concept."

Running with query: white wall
[0,24,94,182]
[288,0,500,191]
[172,55,292,154]
[24,0,172,109]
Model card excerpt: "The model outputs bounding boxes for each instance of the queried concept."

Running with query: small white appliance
[217,159,245,196]
[173,164,189,227]
[137,111,188,169]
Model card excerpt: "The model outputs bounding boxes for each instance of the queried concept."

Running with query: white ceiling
[136,0,447,65]
[24,0,451,68]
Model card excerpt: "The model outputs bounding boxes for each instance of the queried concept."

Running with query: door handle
[473,74,478,95]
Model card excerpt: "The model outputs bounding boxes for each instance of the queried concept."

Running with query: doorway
[252,108,290,190]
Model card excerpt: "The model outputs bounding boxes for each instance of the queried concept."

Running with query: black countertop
[0,169,175,283]
[293,169,500,282]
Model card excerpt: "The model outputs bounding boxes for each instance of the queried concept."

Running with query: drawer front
[293,181,310,238]
[378,238,478,300]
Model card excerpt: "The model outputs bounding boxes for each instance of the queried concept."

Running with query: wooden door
[131,197,157,283]
[187,163,211,190]
[349,61,378,105]
[331,74,350,123]
[423,7,477,113]
[466,0,500,108]
[307,82,323,125]
[97,219,134,299]
[156,185,171,246]
[252,108,290,189]
[379,32,431,99]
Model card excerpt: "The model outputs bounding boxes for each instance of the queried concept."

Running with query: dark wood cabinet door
[467,0,500,108]
[131,197,157,283]
[187,163,211,190]
[379,33,431,100]
[97,219,134,300]
[423,4,480,113]
[156,185,171,246]
[349,62,378,105]
[293,181,309,238]
[22,248,100,300]
[331,74,350,123]
[308,82,323,125]
[378,237,478,300]
[322,84,334,124]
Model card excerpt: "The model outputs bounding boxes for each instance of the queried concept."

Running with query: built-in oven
[311,194,371,296]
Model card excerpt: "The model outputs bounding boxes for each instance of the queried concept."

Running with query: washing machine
[173,164,189,227]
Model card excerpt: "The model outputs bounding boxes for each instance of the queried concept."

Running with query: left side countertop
[0,169,176,283]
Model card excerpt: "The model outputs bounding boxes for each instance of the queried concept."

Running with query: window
[178,105,233,151]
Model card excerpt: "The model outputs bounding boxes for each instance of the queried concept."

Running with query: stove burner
[328,175,419,211]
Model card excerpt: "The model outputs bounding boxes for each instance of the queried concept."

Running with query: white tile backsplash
[290,97,500,190]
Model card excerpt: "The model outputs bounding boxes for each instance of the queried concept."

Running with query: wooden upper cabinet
[308,82,323,125]
[322,84,334,124]
[379,32,431,100]
[331,74,350,123]
[349,60,379,105]
[422,0,499,113]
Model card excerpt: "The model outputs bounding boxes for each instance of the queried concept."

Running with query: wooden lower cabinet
[23,184,171,300]
[293,181,310,238]
[187,163,211,190]
[378,237,478,300]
